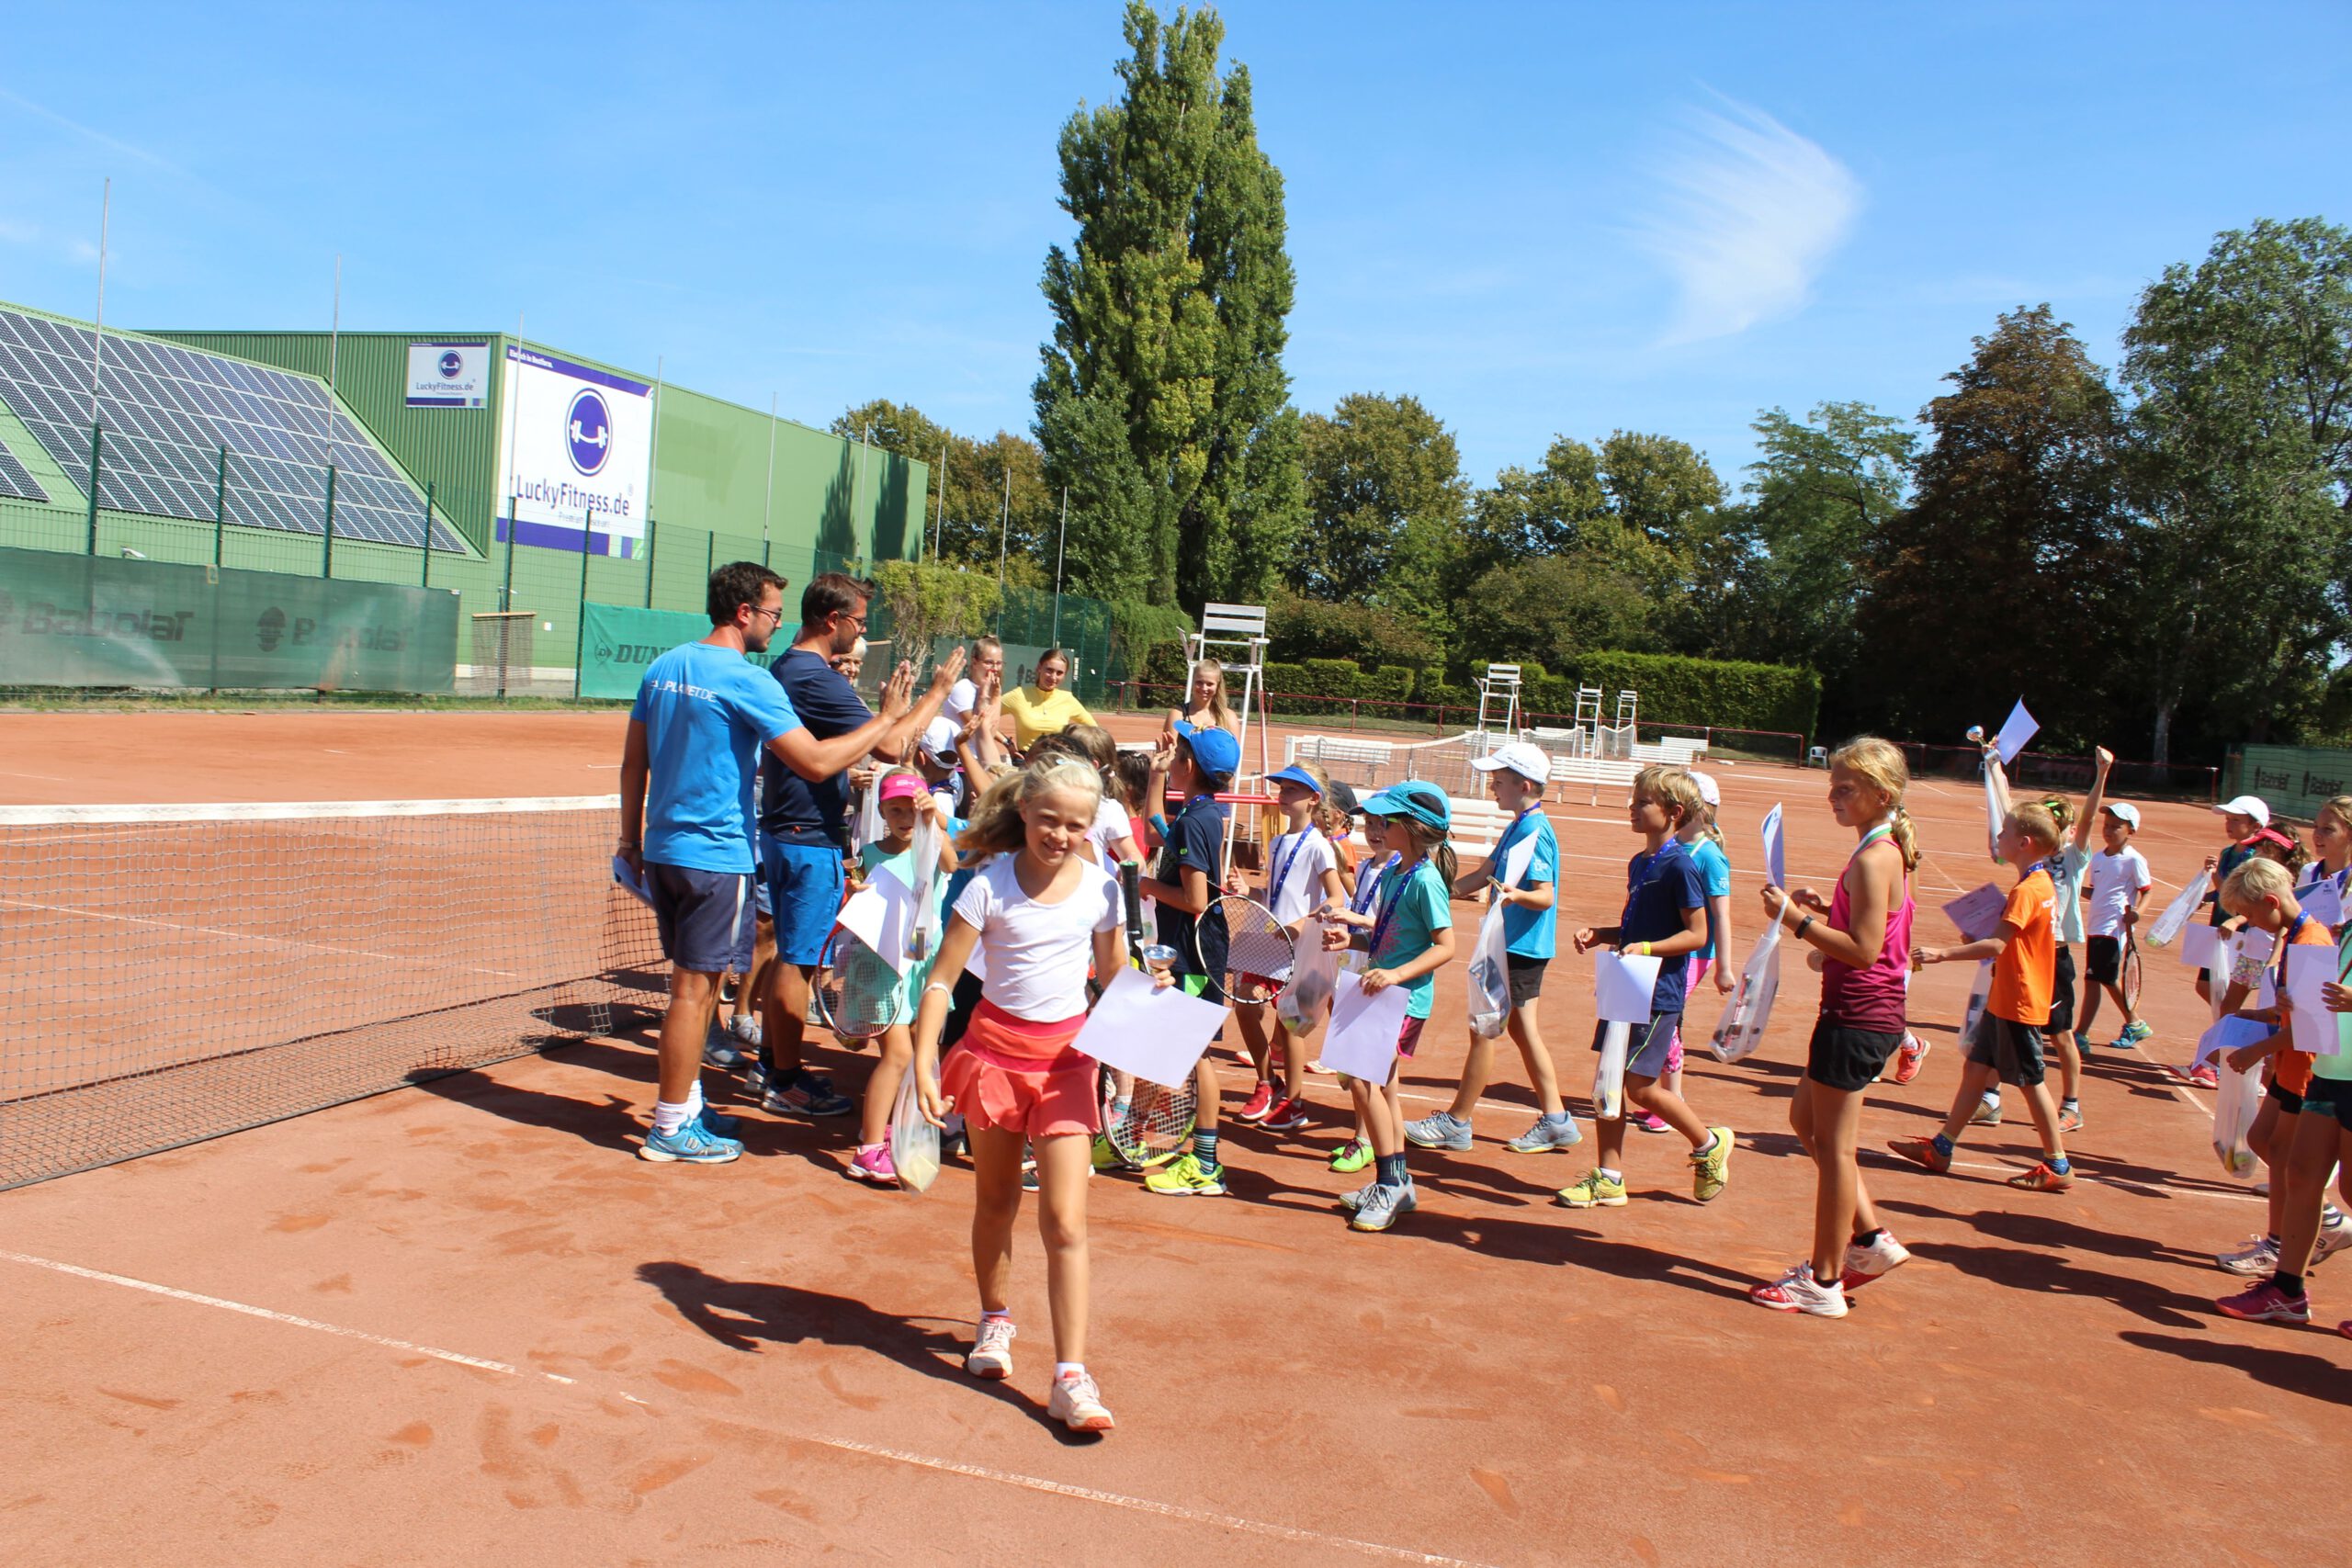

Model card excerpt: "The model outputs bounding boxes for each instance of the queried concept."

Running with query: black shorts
[1807,1020,1905,1093]
[646,862,757,976]
[2300,1076,2352,1128]
[1964,1012,2049,1088]
[1506,953,1546,1007]
[2048,945,2076,1037]
[2085,935,2122,985]
[2268,1080,2306,1115]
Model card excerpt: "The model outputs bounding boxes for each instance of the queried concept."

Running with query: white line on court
[0,1247,1498,1567]
[0,897,522,979]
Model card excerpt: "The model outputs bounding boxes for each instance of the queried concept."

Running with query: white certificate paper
[1073,967,1228,1088]
[1321,970,1413,1080]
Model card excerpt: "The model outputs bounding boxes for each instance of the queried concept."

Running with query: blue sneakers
[639,1120,744,1164]
[699,1104,743,1138]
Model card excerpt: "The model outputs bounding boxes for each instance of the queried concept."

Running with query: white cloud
[1636,96,1860,345]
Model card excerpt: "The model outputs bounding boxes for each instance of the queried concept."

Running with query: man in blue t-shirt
[618,560,921,1166]
[1408,740,1580,1156]
[754,572,963,1118]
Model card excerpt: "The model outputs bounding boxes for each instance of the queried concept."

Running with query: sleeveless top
[1820,830,1913,1033]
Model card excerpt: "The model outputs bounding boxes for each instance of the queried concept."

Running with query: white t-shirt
[2086,847,2152,938]
[1085,794,1135,865]
[2296,863,2349,930]
[1264,828,1339,925]
[943,678,977,725]
[951,854,1121,1021]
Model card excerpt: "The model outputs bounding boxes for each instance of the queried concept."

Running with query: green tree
[1286,393,1469,635]
[835,400,1054,572]
[1034,1,1305,608]
[2120,219,2352,761]
[1454,553,1656,671]
[1856,306,2132,748]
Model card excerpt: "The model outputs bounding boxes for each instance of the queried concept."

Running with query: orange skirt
[939,999,1100,1138]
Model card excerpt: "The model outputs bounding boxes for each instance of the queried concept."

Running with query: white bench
[1446,796,1515,866]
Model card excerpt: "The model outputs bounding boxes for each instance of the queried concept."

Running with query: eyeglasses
[837,612,868,630]
[748,605,786,623]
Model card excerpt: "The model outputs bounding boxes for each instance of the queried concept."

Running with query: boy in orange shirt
[1891,804,2074,1190]
[2214,856,2339,1325]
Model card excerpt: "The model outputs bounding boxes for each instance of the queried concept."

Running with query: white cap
[2101,801,2141,829]
[1470,741,1551,786]
[2214,795,2271,828]
[1688,770,1721,809]
[920,716,961,765]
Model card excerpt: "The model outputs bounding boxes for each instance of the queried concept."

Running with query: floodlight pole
[933,441,947,559]
[89,177,108,426]
[1052,486,1068,644]
[760,391,777,552]
[995,465,1011,602]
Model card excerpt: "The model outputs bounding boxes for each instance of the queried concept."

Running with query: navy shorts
[1506,953,1546,1007]
[2299,1075,2352,1128]
[1592,1013,1681,1081]
[763,836,846,966]
[1965,1012,2048,1088]
[647,863,757,976]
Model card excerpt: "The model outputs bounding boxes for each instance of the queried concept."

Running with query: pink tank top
[1820,832,1913,1033]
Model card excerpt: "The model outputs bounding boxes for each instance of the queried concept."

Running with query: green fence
[0,545,458,692]
[2226,744,2352,822]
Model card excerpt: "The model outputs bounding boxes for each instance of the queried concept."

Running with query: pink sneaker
[1233,1081,1275,1123]
[847,1143,899,1184]
[1634,1112,1671,1135]
[2216,1280,2310,1325]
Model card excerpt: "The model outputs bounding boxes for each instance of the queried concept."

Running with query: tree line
[841,3,2352,767]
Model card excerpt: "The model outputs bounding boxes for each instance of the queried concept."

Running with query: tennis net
[1284,729,1647,801]
[0,795,664,1190]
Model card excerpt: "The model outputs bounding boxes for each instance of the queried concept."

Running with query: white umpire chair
[1476,662,1522,737]
[1187,603,1273,867]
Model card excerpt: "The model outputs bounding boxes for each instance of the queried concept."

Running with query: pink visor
[878,773,927,805]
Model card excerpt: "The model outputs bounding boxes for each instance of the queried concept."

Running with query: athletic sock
[1541,1111,1572,1126]
[980,1308,1012,1323]
[1691,1130,1720,1156]
[686,1079,707,1115]
[1055,1361,1085,1380]
[2061,1098,2080,1111]
[2275,1270,2307,1298]
[1193,1128,1219,1168]
[652,1100,693,1136]
[1376,1153,1408,1187]
[2046,1154,2071,1175]
[1596,1167,1623,1183]
[1853,1228,1884,1249]
[1931,1134,1956,1158]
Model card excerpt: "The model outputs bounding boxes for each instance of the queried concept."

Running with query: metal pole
[321,254,341,468]
[995,464,1011,606]
[933,441,947,559]
[88,177,109,426]
[642,519,657,608]
[420,481,435,586]
[760,392,777,553]
[85,423,102,554]
[1052,487,1067,645]
[703,528,713,581]
[854,423,871,558]
[321,465,337,577]
[646,354,664,525]
[575,506,594,700]
[213,446,227,566]
[502,494,516,611]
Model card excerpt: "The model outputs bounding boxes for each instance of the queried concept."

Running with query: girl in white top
[1231,761,1347,1133]
[2293,795,2352,933]
[912,757,1167,1434]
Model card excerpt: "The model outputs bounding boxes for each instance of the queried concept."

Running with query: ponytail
[1890,804,1921,874]
[1828,736,1922,873]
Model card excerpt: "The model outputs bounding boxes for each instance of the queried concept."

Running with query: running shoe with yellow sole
[1143,1152,1227,1197]
[1690,1126,1735,1201]
[1555,1169,1628,1208]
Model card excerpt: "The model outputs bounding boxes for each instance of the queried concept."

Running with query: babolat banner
[2233,744,2352,824]
[0,547,458,693]
[578,601,779,700]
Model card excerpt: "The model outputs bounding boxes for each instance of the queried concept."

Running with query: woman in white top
[912,757,1166,1435]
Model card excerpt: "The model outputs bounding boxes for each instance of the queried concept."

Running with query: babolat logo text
[8,598,196,642]
[255,609,407,654]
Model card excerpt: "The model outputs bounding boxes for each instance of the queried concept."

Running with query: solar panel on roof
[0,434,48,502]
[0,306,461,551]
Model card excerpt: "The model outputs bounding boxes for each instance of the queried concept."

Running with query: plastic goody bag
[906,813,942,963]
[2202,1017,2270,1178]
[2145,866,2214,951]
[1279,919,1340,1033]
[1710,919,1782,1064]
[1593,1021,1631,1122]
[889,1057,942,1194]
[1465,835,1537,1040]
[1958,960,1994,1046]
[852,772,888,854]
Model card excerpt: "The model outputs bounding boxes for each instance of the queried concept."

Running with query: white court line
[0,1248,1495,1568]
[0,897,521,980]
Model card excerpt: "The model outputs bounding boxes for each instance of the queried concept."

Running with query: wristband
[1634,941,1652,958]
[922,982,951,998]
[1795,915,1815,940]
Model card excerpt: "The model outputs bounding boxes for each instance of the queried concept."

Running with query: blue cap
[1263,763,1325,795]
[1361,780,1451,831]
[1175,722,1242,779]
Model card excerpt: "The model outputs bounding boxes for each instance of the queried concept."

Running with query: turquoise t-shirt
[2324,927,2352,1082]
[1689,836,1733,960]
[1369,858,1454,1021]
[1492,808,1560,962]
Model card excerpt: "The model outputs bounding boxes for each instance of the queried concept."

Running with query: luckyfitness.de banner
[493,345,654,556]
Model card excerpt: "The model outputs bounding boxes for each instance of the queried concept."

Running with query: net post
[212,446,227,567]
[420,481,435,587]
[642,519,657,608]
[321,463,338,578]
[84,422,102,555]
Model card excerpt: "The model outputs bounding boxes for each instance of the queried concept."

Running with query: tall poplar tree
[1034,2,1304,609]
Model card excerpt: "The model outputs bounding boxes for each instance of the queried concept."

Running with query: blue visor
[1263,764,1325,795]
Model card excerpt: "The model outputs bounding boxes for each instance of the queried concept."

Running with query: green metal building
[0,296,925,694]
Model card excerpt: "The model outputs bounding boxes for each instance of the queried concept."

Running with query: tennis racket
[1098,861,1197,1168]
[2120,932,2144,1011]
[1199,893,1297,1007]
[810,925,906,1045]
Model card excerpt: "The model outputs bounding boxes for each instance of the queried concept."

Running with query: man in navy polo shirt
[754,571,963,1117]
[619,561,918,1165]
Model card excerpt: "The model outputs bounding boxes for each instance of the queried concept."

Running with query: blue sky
[4,2,2347,491]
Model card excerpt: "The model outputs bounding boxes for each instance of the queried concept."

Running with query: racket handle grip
[1119,859,1145,959]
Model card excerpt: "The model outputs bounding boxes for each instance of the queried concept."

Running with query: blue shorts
[646,863,757,976]
[1591,1013,1682,1081]
[763,836,846,965]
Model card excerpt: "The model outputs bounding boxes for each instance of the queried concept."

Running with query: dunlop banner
[0,547,458,693]
[577,601,778,700]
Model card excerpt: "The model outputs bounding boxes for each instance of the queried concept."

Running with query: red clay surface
[1,709,2346,1566]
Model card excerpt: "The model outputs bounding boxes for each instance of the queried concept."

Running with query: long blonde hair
[956,757,1102,858]
[1189,658,1236,730]
[1827,736,1921,872]
[1387,814,1459,891]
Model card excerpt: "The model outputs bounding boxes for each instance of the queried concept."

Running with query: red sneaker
[1233,1082,1275,1123]
[1890,1034,1928,1086]
[1261,1094,1309,1132]
[1886,1135,1951,1174]
[2215,1280,2311,1325]
[2007,1160,2074,1192]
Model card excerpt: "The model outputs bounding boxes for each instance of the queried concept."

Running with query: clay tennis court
[2,709,2344,1565]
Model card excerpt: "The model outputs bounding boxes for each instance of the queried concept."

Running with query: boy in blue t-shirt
[1561,765,1736,1211]
[1139,723,1242,1198]
[619,561,911,1167]
[1405,742,1580,1157]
